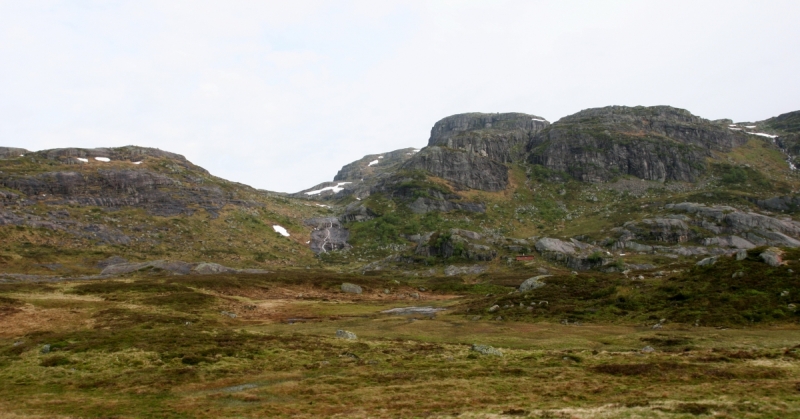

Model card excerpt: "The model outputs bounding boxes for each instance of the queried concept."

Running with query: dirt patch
[0,305,89,337]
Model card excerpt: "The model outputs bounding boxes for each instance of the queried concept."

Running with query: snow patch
[95,157,110,162]
[729,124,737,127]
[305,182,351,196]
[272,225,290,237]
[368,160,379,166]
[728,127,742,131]
[745,125,756,128]
[747,132,778,139]
[76,158,88,163]
[531,118,546,122]
[316,204,330,208]
[132,161,142,165]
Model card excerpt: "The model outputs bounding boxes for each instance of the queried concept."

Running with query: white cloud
[1,1,799,192]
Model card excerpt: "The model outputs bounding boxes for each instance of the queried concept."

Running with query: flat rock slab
[380,306,446,315]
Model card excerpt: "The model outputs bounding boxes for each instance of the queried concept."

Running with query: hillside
[0,146,329,277]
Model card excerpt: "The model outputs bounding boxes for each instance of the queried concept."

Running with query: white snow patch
[745,125,756,128]
[272,225,290,237]
[305,182,351,196]
[378,155,384,159]
[531,118,546,122]
[747,132,778,139]
[316,204,330,208]
[356,197,361,201]
[729,124,737,127]
[19,154,24,157]
[368,160,379,166]
[132,161,142,165]
[305,241,310,244]
[76,158,88,163]
[728,127,742,131]
[95,157,110,162]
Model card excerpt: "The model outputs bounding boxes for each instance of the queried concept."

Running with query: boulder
[471,344,503,357]
[535,237,611,271]
[696,257,718,267]
[518,275,550,292]
[760,247,784,267]
[335,330,357,340]
[192,262,237,275]
[341,283,363,294]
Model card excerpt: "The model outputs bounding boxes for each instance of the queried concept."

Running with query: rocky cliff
[527,106,749,182]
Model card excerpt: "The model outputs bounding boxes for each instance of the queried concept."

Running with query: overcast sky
[2,1,799,192]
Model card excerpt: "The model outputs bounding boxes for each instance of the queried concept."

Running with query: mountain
[292,105,800,274]
[3,105,800,277]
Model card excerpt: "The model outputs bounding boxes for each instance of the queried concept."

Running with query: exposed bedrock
[527,106,750,182]
[401,146,508,191]
[304,217,350,254]
[427,112,549,163]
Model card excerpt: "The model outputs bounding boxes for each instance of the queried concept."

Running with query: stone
[471,344,503,357]
[518,275,550,292]
[471,315,482,321]
[408,292,420,299]
[335,330,357,340]
[380,306,446,316]
[760,247,784,267]
[41,344,51,354]
[732,271,745,279]
[193,262,237,275]
[735,249,748,261]
[641,346,655,353]
[340,283,363,294]
[444,265,488,276]
[696,256,718,266]
[220,311,236,318]
[488,305,500,313]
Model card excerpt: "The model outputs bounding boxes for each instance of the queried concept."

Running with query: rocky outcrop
[334,147,419,181]
[402,146,508,191]
[427,112,548,163]
[0,147,243,217]
[527,106,749,182]
[98,260,268,276]
[534,237,612,271]
[305,217,350,254]
[666,203,800,247]
[413,229,496,261]
[0,147,29,159]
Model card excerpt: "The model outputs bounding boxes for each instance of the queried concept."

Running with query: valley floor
[1,271,800,418]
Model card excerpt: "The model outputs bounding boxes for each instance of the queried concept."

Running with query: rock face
[401,146,509,191]
[427,112,549,163]
[527,106,749,182]
[305,218,350,254]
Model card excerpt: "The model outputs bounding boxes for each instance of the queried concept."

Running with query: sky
[1,0,799,192]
